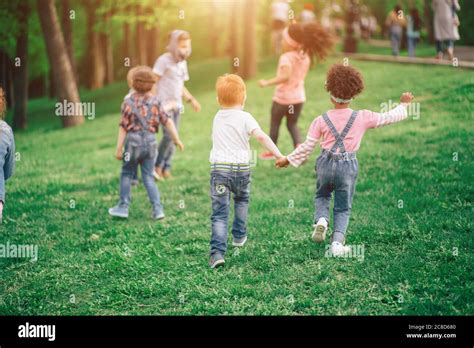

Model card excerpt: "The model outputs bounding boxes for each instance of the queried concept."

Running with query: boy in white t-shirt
[209,74,283,269]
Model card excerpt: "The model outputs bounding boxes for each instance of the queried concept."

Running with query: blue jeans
[0,121,15,203]
[210,170,251,257]
[119,131,162,210]
[408,37,417,57]
[314,150,358,239]
[156,108,181,171]
[390,26,402,56]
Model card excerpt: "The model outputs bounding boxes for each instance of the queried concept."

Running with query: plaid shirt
[119,93,169,133]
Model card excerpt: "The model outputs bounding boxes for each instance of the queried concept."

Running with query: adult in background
[432,0,460,60]
[385,5,406,57]
[406,7,422,57]
[271,0,291,55]
[300,3,316,23]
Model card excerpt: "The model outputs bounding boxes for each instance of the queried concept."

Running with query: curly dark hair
[325,64,364,101]
[288,22,334,64]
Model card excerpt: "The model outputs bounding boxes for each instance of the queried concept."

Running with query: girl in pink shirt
[259,22,334,160]
[276,64,414,256]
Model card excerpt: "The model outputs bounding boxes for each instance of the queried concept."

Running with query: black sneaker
[209,254,225,269]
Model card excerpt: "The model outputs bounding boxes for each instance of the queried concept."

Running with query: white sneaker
[312,218,328,243]
[330,241,351,257]
[232,235,247,247]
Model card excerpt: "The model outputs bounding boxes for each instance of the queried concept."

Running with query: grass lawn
[1,57,473,315]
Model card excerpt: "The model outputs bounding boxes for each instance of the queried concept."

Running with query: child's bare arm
[259,65,292,87]
[164,119,185,151]
[115,127,127,160]
[251,128,283,159]
[183,86,201,112]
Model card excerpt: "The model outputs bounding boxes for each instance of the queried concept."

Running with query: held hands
[400,92,414,104]
[258,79,269,88]
[275,156,290,169]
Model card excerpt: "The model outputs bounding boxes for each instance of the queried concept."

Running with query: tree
[37,0,84,127]
[83,0,105,89]
[13,1,29,130]
[241,0,257,79]
[135,5,147,65]
[228,0,240,74]
[61,0,78,84]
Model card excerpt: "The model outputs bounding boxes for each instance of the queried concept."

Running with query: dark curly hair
[325,64,364,101]
[288,22,334,64]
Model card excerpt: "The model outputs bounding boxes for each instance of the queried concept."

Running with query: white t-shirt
[271,1,290,22]
[209,108,261,164]
[153,52,189,106]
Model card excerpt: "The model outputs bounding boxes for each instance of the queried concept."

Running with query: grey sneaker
[209,254,225,269]
[108,205,129,218]
[232,235,247,247]
[151,207,165,220]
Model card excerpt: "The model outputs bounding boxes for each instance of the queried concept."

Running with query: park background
[0,0,472,315]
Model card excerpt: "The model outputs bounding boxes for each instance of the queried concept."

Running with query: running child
[0,87,16,223]
[153,30,201,180]
[258,22,334,160]
[209,74,283,269]
[109,66,184,220]
[276,64,414,256]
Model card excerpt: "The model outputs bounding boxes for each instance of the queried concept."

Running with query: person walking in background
[299,3,316,23]
[271,0,291,55]
[153,30,201,180]
[432,0,461,60]
[406,7,422,57]
[385,5,406,57]
[0,87,15,224]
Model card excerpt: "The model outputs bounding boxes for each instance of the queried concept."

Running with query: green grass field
[1,57,473,315]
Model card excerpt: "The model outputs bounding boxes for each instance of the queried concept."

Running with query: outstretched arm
[251,128,283,159]
[367,92,414,129]
[276,135,319,168]
[259,65,292,88]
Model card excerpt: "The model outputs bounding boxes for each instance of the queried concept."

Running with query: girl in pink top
[276,64,414,256]
[259,22,334,160]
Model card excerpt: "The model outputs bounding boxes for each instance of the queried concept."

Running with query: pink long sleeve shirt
[287,104,409,167]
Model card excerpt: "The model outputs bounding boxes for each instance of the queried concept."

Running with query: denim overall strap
[125,98,153,132]
[322,111,358,153]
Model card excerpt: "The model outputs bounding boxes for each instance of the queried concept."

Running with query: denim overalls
[118,99,162,212]
[315,111,359,244]
[210,163,251,257]
[0,120,15,203]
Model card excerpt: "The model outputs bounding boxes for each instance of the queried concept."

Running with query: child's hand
[115,148,122,160]
[175,140,185,151]
[258,79,269,88]
[400,92,414,104]
[275,157,290,168]
[190,98,201,112]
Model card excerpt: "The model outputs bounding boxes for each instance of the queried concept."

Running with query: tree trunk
[146,25,160,66]
[13,1,29,130]
[37,0,84,127]
[0,50,14,111]
[424,0,435,44]
[61,0,78,84]
[83,0,105,89]
[241,0,257,79]
[135,5,147,65]
[209,0,219,57]
[229,0,240,74]
[100,11,114,85]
